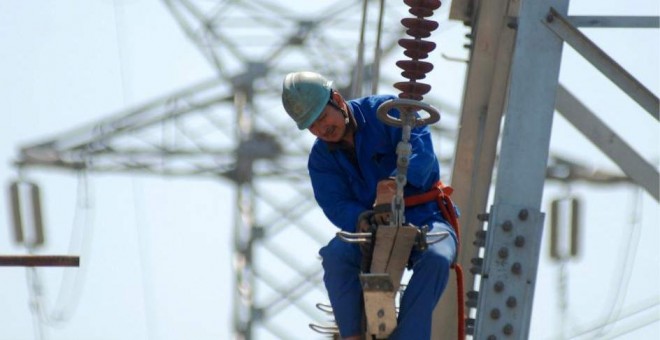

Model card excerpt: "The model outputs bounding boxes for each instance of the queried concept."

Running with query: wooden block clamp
[0,255,80,267]
[362,225,418,339]
[334,225,449,339]
[361,273,398,339]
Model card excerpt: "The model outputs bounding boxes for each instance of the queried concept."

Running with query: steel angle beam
[544,8,660,120]
[473,0,569,338]
[567,15,660,28]
[437,0,520,338]
[556,85,659,201]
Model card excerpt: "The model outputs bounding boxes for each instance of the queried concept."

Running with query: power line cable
[132,178,158,340]
[602,315,659,340]
[25,170,96,339]
[590,187,644,338]
[567,299,660,339]
[112,0,132,104]
[46,171,95,326]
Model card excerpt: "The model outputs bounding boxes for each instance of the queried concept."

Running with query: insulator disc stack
[395,0,441,101]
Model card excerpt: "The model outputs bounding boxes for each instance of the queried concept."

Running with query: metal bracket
[361,273,397,339]
[474,203,545,339]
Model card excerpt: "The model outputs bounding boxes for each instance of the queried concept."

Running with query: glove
[372,179,396,225]
[356,210,376,271]
[356,210,375,233]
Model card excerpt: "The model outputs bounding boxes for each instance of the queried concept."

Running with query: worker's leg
[390,221,457,340]
[319,236,363,338]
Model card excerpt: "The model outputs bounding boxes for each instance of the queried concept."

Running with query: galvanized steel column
[474,0,569,339]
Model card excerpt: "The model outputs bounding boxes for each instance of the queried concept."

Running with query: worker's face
[308,92,347,143]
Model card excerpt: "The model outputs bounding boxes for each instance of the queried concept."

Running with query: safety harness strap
[404,181,459,237]
[403,180,465,340]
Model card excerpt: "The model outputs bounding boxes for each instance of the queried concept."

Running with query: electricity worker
[281,71,457,340]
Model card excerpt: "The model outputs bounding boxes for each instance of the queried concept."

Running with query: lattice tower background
[11,1,638,339]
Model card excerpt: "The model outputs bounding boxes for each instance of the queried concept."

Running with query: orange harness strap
[404,181,466,340]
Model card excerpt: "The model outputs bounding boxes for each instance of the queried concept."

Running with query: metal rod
[337,231,371,243]
[371,0,386,94]
[353,0,369,98]
[566,16,659,28]
[425,231,450,245]
[0,255,80,267]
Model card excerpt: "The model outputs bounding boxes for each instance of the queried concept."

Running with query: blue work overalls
[308,94,457,339]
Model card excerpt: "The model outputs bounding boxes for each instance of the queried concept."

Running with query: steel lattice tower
[12,1,650,339]
[14,1,457,338]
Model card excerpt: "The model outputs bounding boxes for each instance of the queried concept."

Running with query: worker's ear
[331,90,345,108]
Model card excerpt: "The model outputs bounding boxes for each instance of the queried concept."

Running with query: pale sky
[0,1,658,340]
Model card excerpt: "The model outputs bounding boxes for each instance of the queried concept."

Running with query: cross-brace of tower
[10,0,657,339]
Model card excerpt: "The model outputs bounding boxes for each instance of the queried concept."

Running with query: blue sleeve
[384,114,438,191]
[308,148,369,232]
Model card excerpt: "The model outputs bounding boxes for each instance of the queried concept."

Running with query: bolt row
[467,209,530,337]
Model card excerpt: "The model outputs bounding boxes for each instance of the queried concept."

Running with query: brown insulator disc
[404,0,441,17]
[401,18,439,38]
[394,81,431,96]
[398,39,436,56]
[396,60,434,80]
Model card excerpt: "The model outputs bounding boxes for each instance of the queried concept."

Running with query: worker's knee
[412,222,456,272]
[319,236,361,273]
[424,244,452,273]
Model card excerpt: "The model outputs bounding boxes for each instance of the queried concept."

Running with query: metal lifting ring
[376,98,440,128]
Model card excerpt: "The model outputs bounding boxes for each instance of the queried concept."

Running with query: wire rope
[25,170,95,334]
[590,187,644,338]
[132,178,158,340]
[566,299,660,339]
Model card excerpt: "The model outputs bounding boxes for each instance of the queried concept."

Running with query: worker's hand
[372,179,396,225]
[356,210,375,233]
